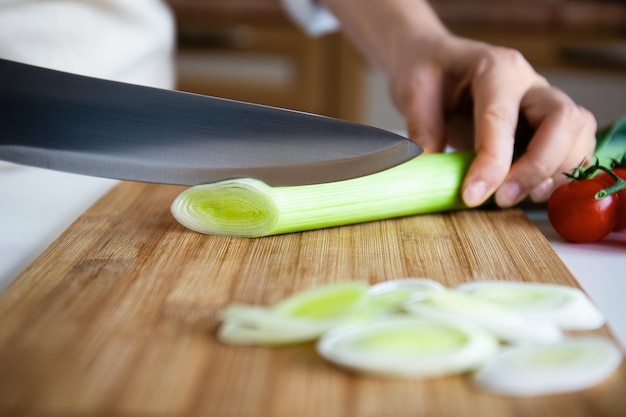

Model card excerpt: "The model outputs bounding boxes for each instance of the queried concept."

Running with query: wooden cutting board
[0,181,624,417]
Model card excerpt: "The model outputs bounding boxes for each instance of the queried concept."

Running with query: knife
[0,58,422,186]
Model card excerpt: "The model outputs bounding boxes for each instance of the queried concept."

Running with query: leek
[596,115,626,165]
[217,281,369,346]
[317,316,500,378]
[171,116,626,238]
[473,337,623,397]
[403,290,563,345]
[171,151,473,237]
[456,281,605,331]
[364,278,446,316]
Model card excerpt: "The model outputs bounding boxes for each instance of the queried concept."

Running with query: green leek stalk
[171,151,473,237]
[596,115,626,165]
[171,116,626,238]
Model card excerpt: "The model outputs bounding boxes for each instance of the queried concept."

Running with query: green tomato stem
[595,166,626,200]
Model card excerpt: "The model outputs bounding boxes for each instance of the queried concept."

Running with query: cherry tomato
[593,167,626,231]
[547,178,619,243]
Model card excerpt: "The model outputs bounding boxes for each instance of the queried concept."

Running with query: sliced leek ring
[457,281,606,330]
[317,317,500,378]
[404,290,563,345]
[474,337,623,396]
[272,281,369,319]
[217,304,333,345]
[217,281,369,345]
[217,315,332,346]
[364,278,446,315]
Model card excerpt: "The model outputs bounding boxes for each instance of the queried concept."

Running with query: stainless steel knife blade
[0,58,422,186]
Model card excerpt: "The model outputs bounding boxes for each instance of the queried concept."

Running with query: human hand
[319,0,597,208]
[388,34,597,208]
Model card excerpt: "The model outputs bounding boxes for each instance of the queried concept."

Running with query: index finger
[461,48,545,207]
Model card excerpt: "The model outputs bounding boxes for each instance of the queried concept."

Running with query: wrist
[320,0,449,72]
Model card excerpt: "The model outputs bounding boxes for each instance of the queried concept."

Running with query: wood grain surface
[0,181,624,417]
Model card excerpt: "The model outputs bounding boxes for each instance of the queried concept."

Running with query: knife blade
[0,58,422,186]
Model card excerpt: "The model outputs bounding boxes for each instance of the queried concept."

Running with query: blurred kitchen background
[166,0,626,131]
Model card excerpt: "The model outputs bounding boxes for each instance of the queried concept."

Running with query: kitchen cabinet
[167,0,365,122]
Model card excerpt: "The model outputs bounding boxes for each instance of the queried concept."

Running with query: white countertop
[0,164,117,290]
[1,164,625,349]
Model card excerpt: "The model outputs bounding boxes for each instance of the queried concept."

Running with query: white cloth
[0,0,335,89]
[0,0,175,88]
[0,0,175,292]
[280,0,340,37]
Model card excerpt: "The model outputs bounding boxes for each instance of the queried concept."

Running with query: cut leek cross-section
[362,278,446,316]
[403,290,563,345]
[317,317,500,378]
[456,281,606,330]
[217,281,369,346]
[474,337,623,397]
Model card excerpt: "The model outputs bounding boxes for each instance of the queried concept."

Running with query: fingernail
[496,181,522,207]
[463,180,488,207]
[530,178,555,202]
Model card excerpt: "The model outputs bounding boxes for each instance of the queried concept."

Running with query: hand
[321,0,598,208]
[389,34,597,208]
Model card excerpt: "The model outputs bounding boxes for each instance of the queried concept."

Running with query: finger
[528,126,595,203]
[494,87,597,207]
[544,113,596,191]
[395,64,446,153]
[461,48,540,206]
[524,88,597,195]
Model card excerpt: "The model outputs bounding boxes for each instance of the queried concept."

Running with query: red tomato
[593,167,626,231]
[547,178,619,243]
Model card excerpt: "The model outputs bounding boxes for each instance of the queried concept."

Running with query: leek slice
[171,152,473,237]
[271,281,369,319]
[404,290,563,345]
[317,317,500,378]
[457,281,606,330]
[218,306,335,346]
[362,278,446,316]
[217,281,369,345]
[473,337,623,397]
